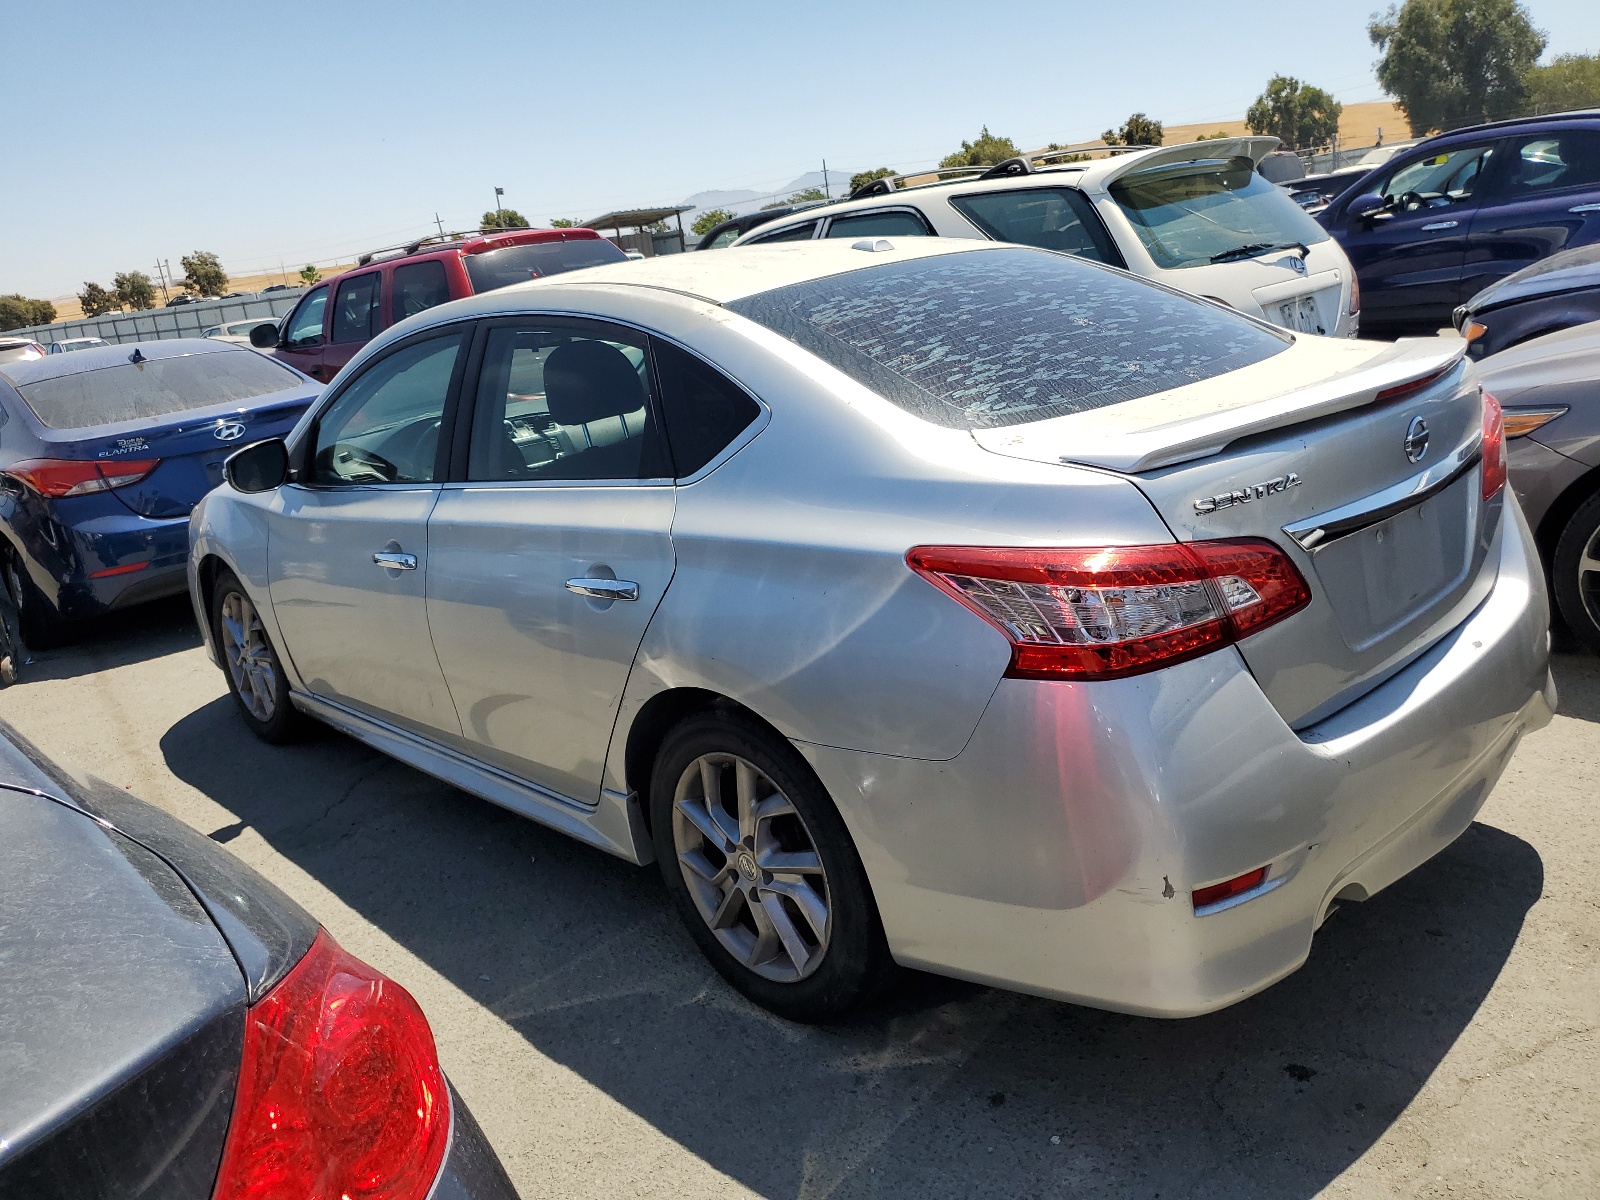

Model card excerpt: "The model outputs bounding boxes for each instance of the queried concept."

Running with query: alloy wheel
[220,590,278,722]
[1579,527,1600,634]
[671,753,831,982]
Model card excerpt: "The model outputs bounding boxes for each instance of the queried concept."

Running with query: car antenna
[128,347,146,364]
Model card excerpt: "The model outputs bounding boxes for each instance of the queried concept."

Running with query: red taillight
[8,457,159,498]
[1375,365,1451,404]
[1193,866,1270,910]
[1347,271,1360,316]
[211,931,449,1200]
[906,539,1311,682]
[1481,389,1506,501]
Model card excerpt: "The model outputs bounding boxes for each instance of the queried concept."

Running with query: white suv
[733,137,1360,338]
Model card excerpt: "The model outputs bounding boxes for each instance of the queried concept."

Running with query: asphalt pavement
[3,594,1596,1199]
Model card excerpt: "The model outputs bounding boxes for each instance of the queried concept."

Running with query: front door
[272,283,328,381]
[1344,140,1498,331]
[426,317,676,803]
[267,327,467,738]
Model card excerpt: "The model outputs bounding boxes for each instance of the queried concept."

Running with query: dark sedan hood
[1464,243,1600,315]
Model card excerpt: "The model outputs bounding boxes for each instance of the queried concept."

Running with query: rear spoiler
[1088,136,1282,188]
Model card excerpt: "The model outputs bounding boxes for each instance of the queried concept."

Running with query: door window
[331,272,383,345]
[1377,144,1495,211]
[310,332,463,485]
[704,226,742,249]
[651,339,761,476]
[391,260,451,324]
[1490,131,1600,199]
[467,322,670,482]
[747,222,818,244]
[283,285,328,348]
[950,188,1119,263]
[824,210,932,239]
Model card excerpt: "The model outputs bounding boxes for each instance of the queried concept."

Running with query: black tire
[211,568,306,743]
[3,547,66,649]
[649,707,892,1022]
[1552,490,1600,656]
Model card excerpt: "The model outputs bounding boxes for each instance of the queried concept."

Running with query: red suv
[256,228,626,382]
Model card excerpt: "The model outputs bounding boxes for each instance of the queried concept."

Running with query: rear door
[425,316,676,803]
[1463,127,1600,303]
[267,327,467,738]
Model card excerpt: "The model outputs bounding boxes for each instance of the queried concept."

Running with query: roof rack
[355,227,538,267]
[847,144,1157,199]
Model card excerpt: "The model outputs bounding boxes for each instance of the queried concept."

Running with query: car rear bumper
[433,1082,520,1200]
[798,498,1553,1017]
[12,505,190,620]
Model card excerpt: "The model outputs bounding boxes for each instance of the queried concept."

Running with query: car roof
[0,337,243,388]
[1418,108,1600,148]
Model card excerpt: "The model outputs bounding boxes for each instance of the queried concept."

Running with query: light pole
[493,186,505,229]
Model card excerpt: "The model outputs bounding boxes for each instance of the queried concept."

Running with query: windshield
[12,351,304,430]
[1110,156,1329,269]
[463,238,628,292]
[727,247,1289,430]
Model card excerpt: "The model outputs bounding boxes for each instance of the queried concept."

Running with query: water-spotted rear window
[13,350,303,430]
[726,247,1290,429]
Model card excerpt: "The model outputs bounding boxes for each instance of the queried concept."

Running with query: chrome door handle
[1421,220,1458,231]
[373,551,418,570]
[1569,203,1600,214]
[565,577,639,601]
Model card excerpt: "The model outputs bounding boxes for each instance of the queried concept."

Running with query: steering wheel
[1398,191,1427,212]
[326,443,397,483]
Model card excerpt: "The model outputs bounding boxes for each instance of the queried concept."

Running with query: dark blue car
[1453,240,1600,358]
[1318,111,1600,339]
[0,340,317,643]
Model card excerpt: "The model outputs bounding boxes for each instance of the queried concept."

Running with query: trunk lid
[975,335,1500,727]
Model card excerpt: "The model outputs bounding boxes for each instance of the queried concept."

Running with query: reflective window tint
[729,248,1289,430]
[652,340,761,476]
[951,188,1118,263]
[467,323,669,482]
[310,333,462,484]
[284,286,328,348]
[391,260,451,325]
[330,272,382,345]
[461,239,628,292]
[825,210,932,239]
[1496,132,1600,196]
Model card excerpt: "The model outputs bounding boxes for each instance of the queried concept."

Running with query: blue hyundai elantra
[0,339,318,644]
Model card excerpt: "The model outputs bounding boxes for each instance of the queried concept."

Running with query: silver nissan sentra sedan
[189,239,1555,1022]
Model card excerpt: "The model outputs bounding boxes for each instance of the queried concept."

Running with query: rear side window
[747,222,817,244]
[331,272,382,344]
[825,210,931,239]
[392,260,451,324]
[15,352,304,430]
[462,238,628,293]
[727,247,1289,430]
[651,340,761,476]
[951,188,1119,264]
[1495,131,1600,196]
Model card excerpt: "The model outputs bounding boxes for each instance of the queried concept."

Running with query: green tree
[1369,0,1546,134]
[179,252,228,298]
[849,167,897,193]
[549,218,578,228]
[761,186,829,210]
[1101,113,1164,147]
[691,208,735,237]
[481,208,531,229]
[1193,130,1236,140]
[1526,52,1600,113]
[113,270,157,311]
[79,282,120,317]
[939,126,1021,169]
[0,295,55,330]
[298,264,322,286]
[1245,76,1343,149]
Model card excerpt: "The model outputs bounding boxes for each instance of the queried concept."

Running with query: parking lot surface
[4,596,1597,1199]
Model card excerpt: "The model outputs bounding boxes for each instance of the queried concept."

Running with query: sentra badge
[1193,473,1302,514]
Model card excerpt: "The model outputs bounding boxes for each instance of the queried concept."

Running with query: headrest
[544,341,645,426]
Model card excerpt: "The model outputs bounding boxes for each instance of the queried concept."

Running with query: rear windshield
[12,351,304,430]
[1110,156,1329,269]
[463,239,628,292]
[726,247,1289,430]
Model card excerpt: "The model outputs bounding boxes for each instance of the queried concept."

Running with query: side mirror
[249,322,280,349]
[1346,192,1385,224]
[225,439,289,493]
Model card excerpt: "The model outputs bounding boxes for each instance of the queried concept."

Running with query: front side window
[1492,131,1600,198]
[1110,156,1330,269]
[825,210,932,239]
[310,332,462,485]
[467,321,669,482]
[284,286,328,348]
[1376,144,1496,210]
[704,226,742,249]
[727,247,1289,430]
[950,187,1118,263]
[651,340,761,476]
[391,260,451,325]
[747,222,818,244]
[331,273,382,345]
[461,238,628,293]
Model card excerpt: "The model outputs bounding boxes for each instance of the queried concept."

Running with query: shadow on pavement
[163,693,1544,1200]
[14,595,200,685]
[1550,650,1600,723]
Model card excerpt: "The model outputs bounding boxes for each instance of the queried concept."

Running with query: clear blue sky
[3,0,1598,298]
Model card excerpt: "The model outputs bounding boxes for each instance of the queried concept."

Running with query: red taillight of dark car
[7,457,160,498]
[1481,389,1507,501]
[210,931,449,1200]
[907,539,1311,682]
